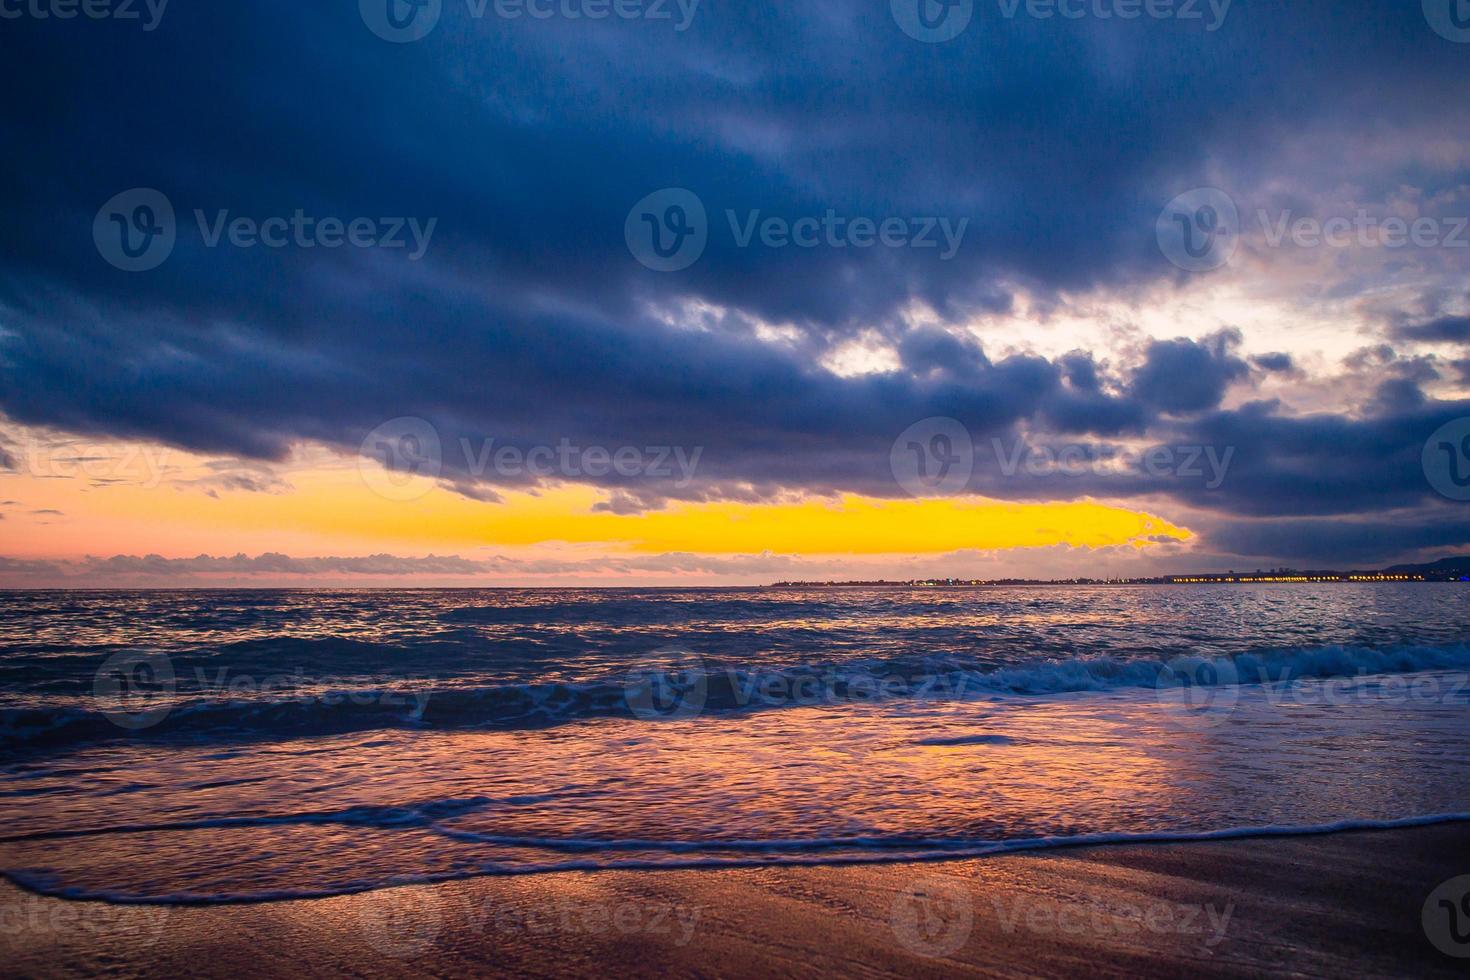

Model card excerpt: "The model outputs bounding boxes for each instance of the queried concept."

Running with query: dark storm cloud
[1394,315,1470,344]
[897,328,990,377]
[1129,331,1249,414]
[3,0,1465,327]
[1037,351,1150,435]
[1134,398,1470,517]
[1249,352,1295,374]
[947,392,1470,525]
[1202,511,1470,566]
[1,0,1469,566]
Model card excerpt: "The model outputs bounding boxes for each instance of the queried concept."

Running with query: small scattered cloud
[1250,352,1296,374]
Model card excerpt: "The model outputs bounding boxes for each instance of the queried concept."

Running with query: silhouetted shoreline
[771,555,1470,587]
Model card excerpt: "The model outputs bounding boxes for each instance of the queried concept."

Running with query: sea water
[2,584,1468,902]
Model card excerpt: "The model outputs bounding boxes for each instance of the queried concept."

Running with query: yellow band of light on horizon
[1,447,1191,558]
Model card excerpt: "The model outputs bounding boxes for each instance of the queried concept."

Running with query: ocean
[2,584,1469,903]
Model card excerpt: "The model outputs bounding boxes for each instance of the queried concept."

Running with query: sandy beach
[3,822,1467,978]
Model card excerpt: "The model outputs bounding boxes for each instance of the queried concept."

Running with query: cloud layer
[2,0,1469,569]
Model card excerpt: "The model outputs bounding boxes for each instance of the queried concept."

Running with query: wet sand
[3,822,1468,978]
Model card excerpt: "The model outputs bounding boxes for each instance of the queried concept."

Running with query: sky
[1,0,1469,586]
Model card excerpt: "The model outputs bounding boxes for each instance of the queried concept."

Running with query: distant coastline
[770,556,1470,587]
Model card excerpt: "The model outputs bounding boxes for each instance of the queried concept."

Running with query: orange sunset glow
[0,430,1190,582]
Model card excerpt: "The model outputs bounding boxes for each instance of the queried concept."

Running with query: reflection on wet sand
[5,670,1469,902]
